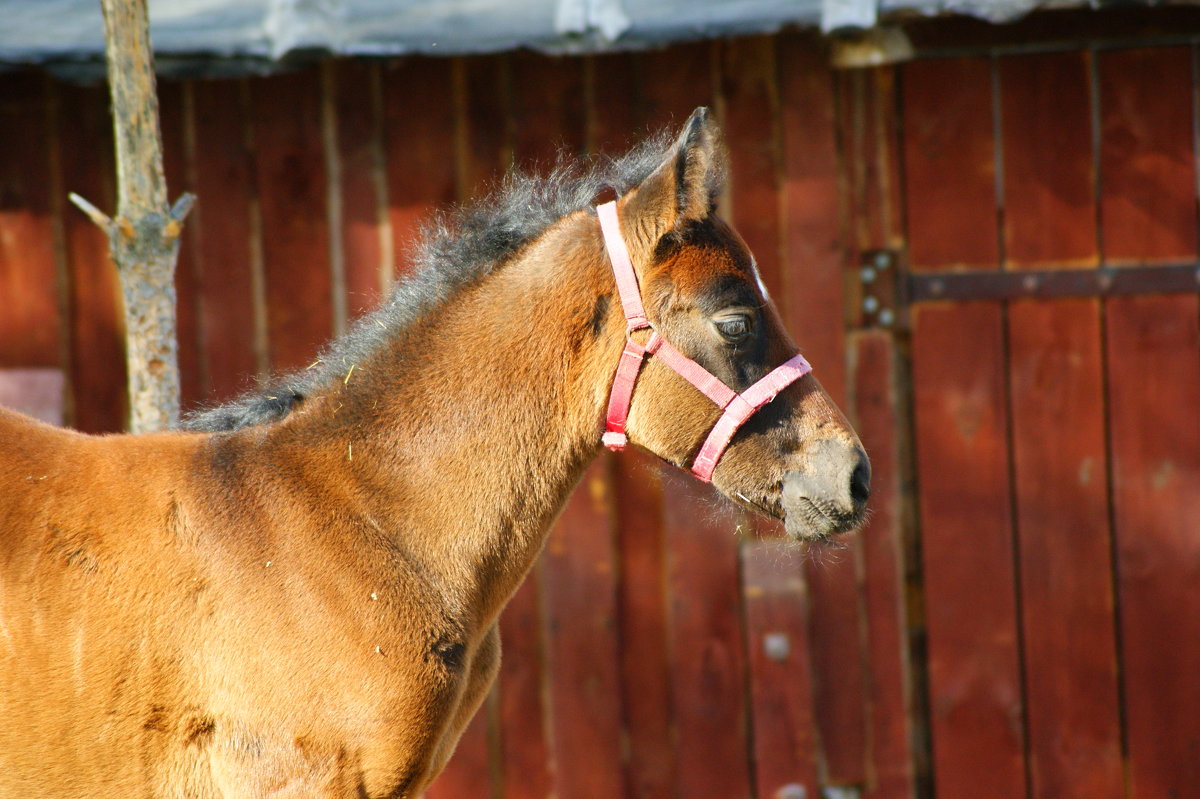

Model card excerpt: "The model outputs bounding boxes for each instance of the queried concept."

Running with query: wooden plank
[1105,294,1200,798]
[331,60,388,320]
[721,37,782,296]
[57,81,126,432]
[250,69,332,373]
[1100,45,1200,799]
[779,36,847,402]
[541,461,624,799]
[775,34,871,789]
[459,55,512,198]
[1000,52,1096,269]
[638,42,715,132]
[1006,299,1123,799]
[0,72,60,371]
[383,58,456,279]
[742,541,821,799]
[509,53,586,166]
[911,303,1025,799]
[189,78,260,402]
[998,49,1122,799]
[851,331,915,799]
[901,58,998,271]
[613,452,675,799]
[663,469,753,799]
[1098,47,1197,264]
[496,576,550,799]
[588,52,640,156]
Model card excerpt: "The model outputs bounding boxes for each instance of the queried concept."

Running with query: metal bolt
[873,251,891,270]
[776,784,806,799]
[878,308,895,327]
[1022,275,1039,292]
[763,632,791,661]
[860,266,877,284]
[930,279,945,296]
[863,295,880,314]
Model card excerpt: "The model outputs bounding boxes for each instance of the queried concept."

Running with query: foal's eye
[714,315,752,342]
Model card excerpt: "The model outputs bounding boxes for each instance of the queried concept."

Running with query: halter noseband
[596,200,812,483]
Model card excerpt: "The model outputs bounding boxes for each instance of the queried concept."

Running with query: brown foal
[0,109,867,798]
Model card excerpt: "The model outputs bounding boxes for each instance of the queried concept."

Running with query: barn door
[899,47,1200,799]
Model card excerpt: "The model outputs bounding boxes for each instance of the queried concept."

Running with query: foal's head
[601,109,868,540]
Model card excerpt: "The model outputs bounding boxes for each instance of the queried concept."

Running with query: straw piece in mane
[182,127,725,433]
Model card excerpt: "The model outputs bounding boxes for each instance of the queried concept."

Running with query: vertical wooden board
[425,710,492,799]
[742,541,821,799]
[911,303,1025,799]
[250,69,332,373]
[333,60,387,320]
[851,331,914,799]
[901,58,998,271]
[0,72,60,370]
[496,575,551,799]
[1100,47,1200,798]
[541,461,624,799]
[1098,47,1197,263]
[460,56,512,197]
[613,452,675,799]
[158,79,204,411]
[1106,294,1200,798]
[775,34,869,788]
[510,53,586,165]
[1000,52,1096,269]
[189,78,259,402]
[838,67,905,256]
[382,59,456,278]
[638,42,715,132]
[720,37,782,295]
[778,35,845,402]
[1007,299,1123,799]
[663,469,753,799]
[588,52,640,156]
[57,82,126,432]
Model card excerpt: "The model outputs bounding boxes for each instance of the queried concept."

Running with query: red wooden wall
[1,24,1198,799]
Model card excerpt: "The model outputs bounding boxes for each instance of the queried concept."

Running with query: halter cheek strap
[596,200,812,483]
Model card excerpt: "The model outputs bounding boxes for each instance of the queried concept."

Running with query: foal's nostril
[849,453,871,507]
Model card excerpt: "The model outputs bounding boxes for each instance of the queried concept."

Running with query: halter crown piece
[596,201,813,483]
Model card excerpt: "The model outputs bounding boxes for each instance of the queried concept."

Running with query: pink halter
[596,201,812,482]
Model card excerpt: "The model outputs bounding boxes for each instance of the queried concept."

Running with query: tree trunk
[70,0,193,433]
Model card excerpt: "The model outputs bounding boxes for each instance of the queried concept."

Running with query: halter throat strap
[596,200,812,483]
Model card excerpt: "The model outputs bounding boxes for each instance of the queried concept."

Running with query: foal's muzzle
[781,441,871,539]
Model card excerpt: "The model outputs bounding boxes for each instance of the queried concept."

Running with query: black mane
[181,126,720,432]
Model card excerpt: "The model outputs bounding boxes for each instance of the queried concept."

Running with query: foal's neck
[269,214,615,629]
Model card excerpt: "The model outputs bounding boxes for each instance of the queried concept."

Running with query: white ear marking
[750,255,771,300]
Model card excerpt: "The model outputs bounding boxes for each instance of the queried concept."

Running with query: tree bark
[70,0,193,433]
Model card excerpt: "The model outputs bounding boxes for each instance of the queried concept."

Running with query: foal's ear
[619,107,724,255]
